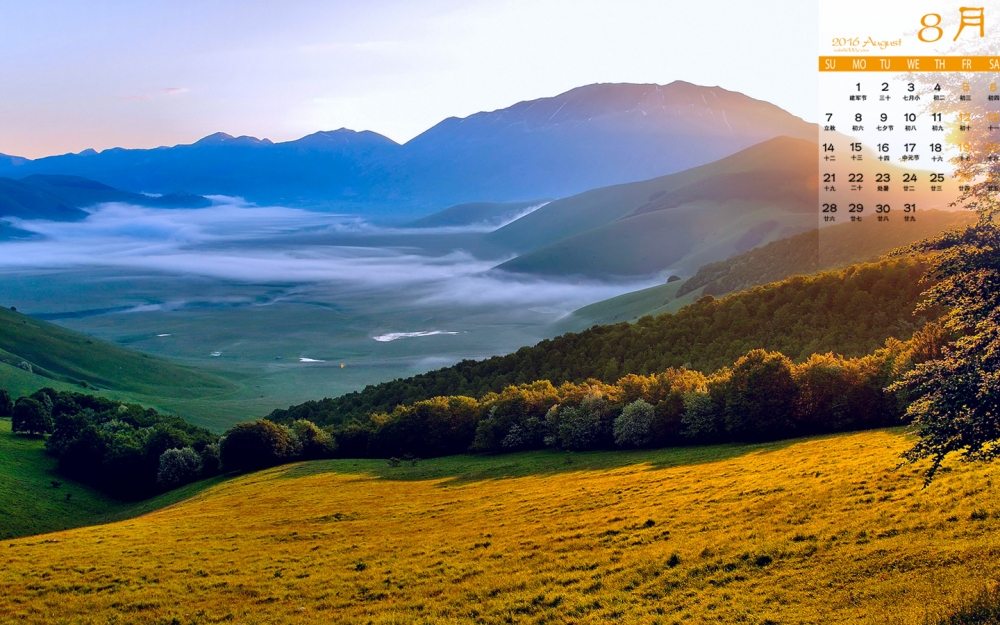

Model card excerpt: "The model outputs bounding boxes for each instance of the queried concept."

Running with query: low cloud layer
[0,201,653,315]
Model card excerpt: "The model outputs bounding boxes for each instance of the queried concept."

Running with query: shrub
[373,396,479,457]
[157,447,203,488]
[12,397,52,436]
[614,399,655,448]
[219,420,292,472]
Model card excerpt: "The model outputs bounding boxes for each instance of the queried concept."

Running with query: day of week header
[819,56,1000,72]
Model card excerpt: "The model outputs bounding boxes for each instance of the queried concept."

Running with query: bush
[12,397,52,436]
[157,447,203,488]
[0,389,13,417]
[219,420,292,472]
[614,399,655,447]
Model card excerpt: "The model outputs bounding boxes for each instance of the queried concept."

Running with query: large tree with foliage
[11,397,52,436]
[893,223,1000,481]
[891,69,1000,479]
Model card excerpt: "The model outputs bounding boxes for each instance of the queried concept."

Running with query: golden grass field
[3,429,999,624]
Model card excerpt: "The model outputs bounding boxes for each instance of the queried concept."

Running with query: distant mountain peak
[193,132,272,146]
[292,128,399,148]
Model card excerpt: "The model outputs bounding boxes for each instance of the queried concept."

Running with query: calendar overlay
[816,2,1000,267]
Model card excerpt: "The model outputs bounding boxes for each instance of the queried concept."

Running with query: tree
[157,447,203,488]
[681,390,721,443]
[11,397,52,436]
[219,420,292,472]
[551,394,614,451]
[892,225,1000,481]
[0,389,13,417]
[614,399,655,448]
[888,42,1000,480]
[289,419,336,459]
[718,350,799,442]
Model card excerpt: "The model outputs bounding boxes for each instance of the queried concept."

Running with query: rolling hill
[0,306,233,397]
[0,174,210,221]
[405,199,547,228]
[0,83,815,212]
[567,209,975,327]
[1,429,996,623]
[491,135,962,279]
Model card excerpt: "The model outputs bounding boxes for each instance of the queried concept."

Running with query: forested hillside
[678,210,973,297]
[270,257,934,428]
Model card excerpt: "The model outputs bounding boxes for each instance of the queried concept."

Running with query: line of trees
[299,331,940,459]
[0,317,947,498]
[267,258,935,429]
[0,388,339,499]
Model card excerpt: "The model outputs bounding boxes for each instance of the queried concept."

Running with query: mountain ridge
[0,82,816,214]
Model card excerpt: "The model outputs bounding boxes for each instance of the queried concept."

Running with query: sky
[0,0,818,159]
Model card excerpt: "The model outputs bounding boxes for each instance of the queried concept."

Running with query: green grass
[563,210,974,329]
[0,418,227,540]
[0,305,234,397]
[282,434,806,486]
[562,277,701,329]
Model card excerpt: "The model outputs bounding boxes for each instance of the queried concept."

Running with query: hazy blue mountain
[0,174,210,221]
[0,83,815,215]
[401,82,815,205]
[0,153,28,168]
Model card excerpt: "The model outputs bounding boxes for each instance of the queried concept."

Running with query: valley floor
[2,430,997,624]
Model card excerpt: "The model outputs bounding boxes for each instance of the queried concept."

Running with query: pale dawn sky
[0,0,817,159]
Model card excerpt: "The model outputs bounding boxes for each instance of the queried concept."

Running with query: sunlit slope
[568,209,974,327]
[487,136,819,256]
[493,135,961,279]
[0,306,233,396]
[3,430,997,623]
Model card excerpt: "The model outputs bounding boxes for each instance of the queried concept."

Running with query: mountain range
[0,82,816,216]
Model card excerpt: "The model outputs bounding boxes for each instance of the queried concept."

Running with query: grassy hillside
[496,196,814,278]
[679,209,975,298]
[486,136,819,254]
[2,429,997,623]
[271,257,933,427]
[0,305,233,397]
[567,277,697,328]
[406,199,546,228]
[489,136,957,279]
[0,418,224,539]
[568,210,974,328]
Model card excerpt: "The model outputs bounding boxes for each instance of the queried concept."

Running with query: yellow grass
[3,430,999,624]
